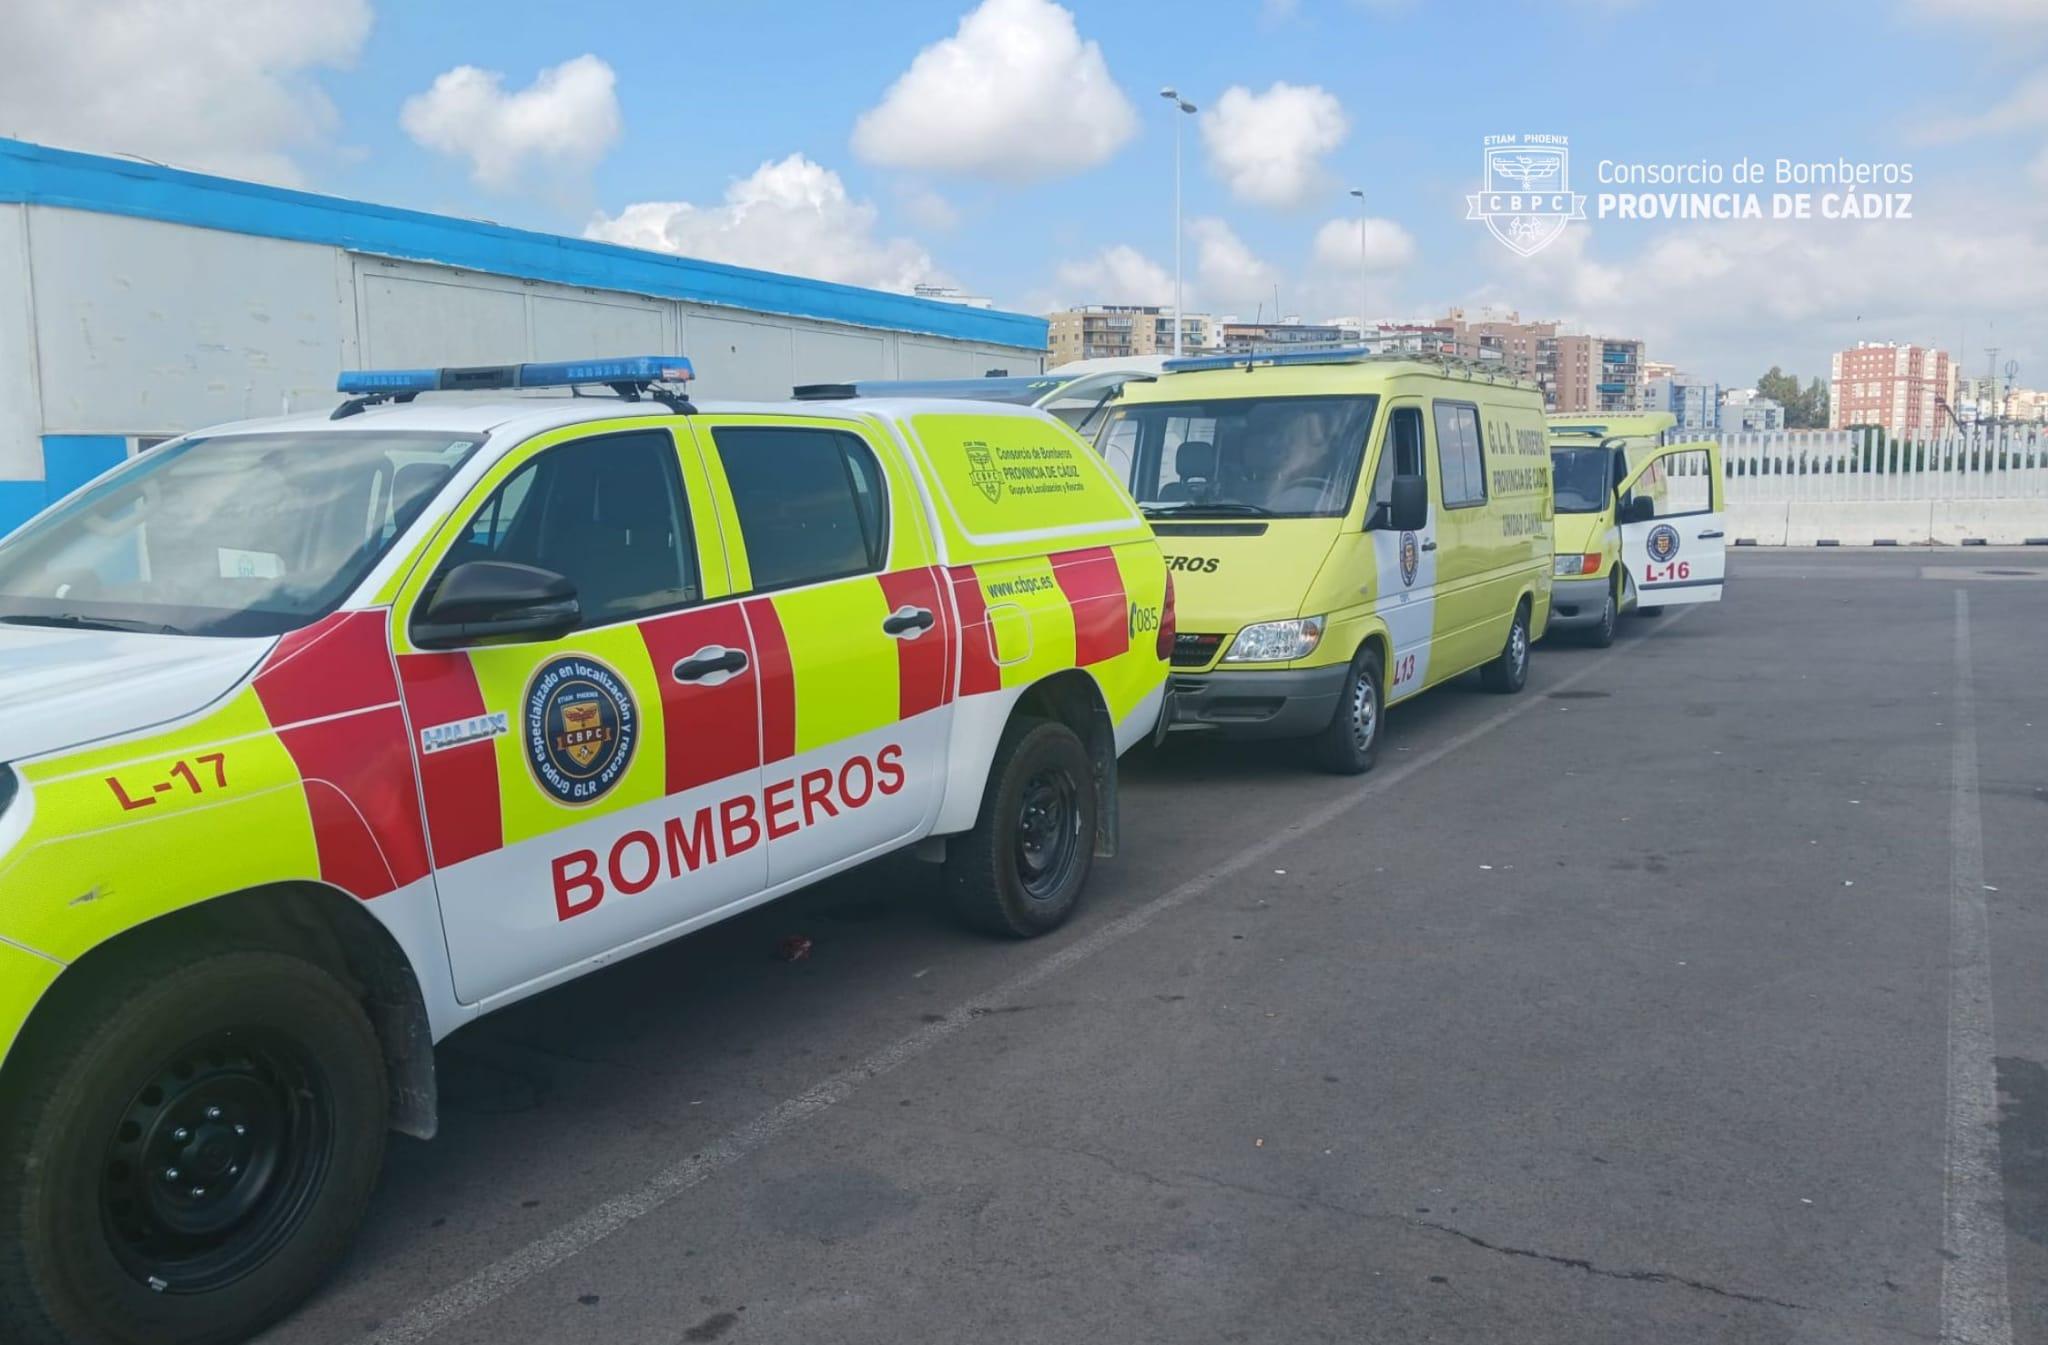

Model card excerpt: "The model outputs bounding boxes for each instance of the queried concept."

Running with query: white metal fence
[1672,427,2048,502]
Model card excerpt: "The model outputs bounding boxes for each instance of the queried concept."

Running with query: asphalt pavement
[263,547,2048,1345]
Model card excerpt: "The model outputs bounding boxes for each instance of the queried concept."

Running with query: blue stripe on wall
[0,137,1048,352]
[0,481,44,540]
[0,436,128,541]
[42,435,128,499]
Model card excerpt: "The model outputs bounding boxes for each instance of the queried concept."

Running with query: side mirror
[1620,495,1655,525]
[1389,474,1428,532]
[414,561,579,648]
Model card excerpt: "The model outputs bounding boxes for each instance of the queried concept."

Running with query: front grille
[1172,633,1224,668]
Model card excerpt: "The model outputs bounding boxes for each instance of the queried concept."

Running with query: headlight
[1554,553,1600,576]
[1222,616,1326,663]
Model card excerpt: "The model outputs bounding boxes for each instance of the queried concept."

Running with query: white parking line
[1939,589,2014,1345]
[360,615,1695,1345]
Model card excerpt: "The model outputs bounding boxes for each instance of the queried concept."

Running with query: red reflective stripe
[946,565,1001,697]
[877,565,951,718]
[253,611,395,724]
[253,612,431,897]
[638,603,762,793]
[743,597,797,766]
[1052,545,1128,667]
[396,651,502,868]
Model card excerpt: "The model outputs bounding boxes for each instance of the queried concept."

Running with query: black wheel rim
[99,1028,335,1293]
[1014,766,1082,901]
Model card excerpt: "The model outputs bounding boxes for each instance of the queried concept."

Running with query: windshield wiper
[0,612,184,635]
[1143,501,1276,518]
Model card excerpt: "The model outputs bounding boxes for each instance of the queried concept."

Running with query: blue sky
[6,0,2048,386]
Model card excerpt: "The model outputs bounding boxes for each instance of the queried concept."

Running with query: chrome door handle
[882,606,936,638]
[1698,530,1724,539]
[672,646,748,682]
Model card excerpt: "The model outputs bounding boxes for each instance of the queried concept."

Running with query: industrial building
[0,137,1048,535]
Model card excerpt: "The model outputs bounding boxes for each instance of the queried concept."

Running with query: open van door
[1617,440,1725,606]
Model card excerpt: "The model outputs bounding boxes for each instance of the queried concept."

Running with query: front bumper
[1546,574,1612,629]
[1169,663,1350,739]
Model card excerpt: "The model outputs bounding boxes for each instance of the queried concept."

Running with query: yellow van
[1098,349,1553,773]
[1547,413,1728,644]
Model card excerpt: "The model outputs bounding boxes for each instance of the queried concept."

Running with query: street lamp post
[1161,87,1198,357]
[1348,188,1368,347]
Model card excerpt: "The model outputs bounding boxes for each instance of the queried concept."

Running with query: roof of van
[1117,357,1544,405]
[1547,411,1677,440]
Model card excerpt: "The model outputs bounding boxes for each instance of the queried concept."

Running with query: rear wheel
[947,718,1097,938]
[1480,601,1532,694]
[1310,647,1383,775]
[0,948,387,1345]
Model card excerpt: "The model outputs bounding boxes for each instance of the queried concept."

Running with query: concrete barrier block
[1728,500,1790,546]
[1930,500,2048,546]
[1783,501,1935,546]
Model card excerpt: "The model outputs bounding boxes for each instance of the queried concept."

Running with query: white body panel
[0,626,271,762]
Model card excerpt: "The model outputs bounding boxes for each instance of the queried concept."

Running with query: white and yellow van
[1547,413,1727,644]
[1098,349,1554,774]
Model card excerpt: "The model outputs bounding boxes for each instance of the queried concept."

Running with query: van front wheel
[1310,647,1383,775]
[948,718,1097,938]
[1480,602,1532,694]
[0,948,387,1345]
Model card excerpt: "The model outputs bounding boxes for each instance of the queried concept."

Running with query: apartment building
[1828,341,1954,434]
[1550,334,1647,414]
[1046,306,1212,364]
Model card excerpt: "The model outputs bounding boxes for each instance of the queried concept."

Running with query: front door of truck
[1365,400,1438,700]
[1618,441,1726,607]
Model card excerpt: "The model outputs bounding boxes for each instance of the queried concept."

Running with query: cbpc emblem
[1398,530,1420,588]
[1646,524,1681,564]
[524,655,637,805]
[964,441,1004,504]
[1466,135,1587,257]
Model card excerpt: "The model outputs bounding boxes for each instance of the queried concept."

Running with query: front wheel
[1585,586,1617,648]
[947,718,1098,938]
[1310,647,1384,775]
[1480,602,1532,694]
[0,948,388,1345]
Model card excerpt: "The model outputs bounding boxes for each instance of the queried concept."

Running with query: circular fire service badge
[524,655,638,805]
[1398,530,1420,588]
[1646,524,1681,564]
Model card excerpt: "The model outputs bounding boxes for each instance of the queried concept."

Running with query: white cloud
[896,183,962,233]
[1919,69,2048,142]
[401,55,621,192]
[1470,207,2048,384]
[1312,216,1418,271]
[1201,82,1348,208]
[1904,0,2048,24]
[1188,218,1283,310]
[0,0,370,185]
[1051,245,1175,307]
[586,154,942,294]
[851,0,1137,182]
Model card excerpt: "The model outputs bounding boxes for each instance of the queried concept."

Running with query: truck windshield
[1104,395,1377,518]
[0,431,480,638]
[1551,447,1615,514]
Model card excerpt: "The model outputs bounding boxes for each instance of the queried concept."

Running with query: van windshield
[0,431,480,638]
[1551,447,1615,514]
[1103,395,1378,518]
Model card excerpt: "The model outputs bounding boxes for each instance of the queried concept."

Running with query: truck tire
[947,717,1097,938]
[1310,646,1383,776]
[1480,601,1532,694]
[1586,583,1618,648]
[0,947,388,1345]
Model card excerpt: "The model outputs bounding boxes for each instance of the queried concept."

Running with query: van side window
[712,426,889,591]
[1368,406,1427,527]
[1432,402,1487,509]
[427,429,697,629]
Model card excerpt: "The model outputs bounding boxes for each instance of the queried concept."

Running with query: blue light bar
[337,367,441,393]
[1164,345,1377,373]
[336,356,693,395]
